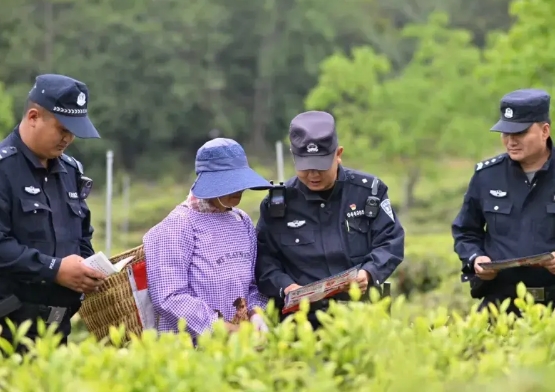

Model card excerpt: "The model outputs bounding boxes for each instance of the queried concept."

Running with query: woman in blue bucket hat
[143,138,272,341]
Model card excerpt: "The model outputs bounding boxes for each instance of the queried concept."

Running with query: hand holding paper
[474,256,497,280]
[541,252,555,274]
[82,252,135,276]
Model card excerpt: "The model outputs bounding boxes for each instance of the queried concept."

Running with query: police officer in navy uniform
[255,110,405,329]
[0,74,107,351]
[452,88,555,315]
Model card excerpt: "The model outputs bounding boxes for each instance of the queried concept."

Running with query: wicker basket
[78,244,152,342]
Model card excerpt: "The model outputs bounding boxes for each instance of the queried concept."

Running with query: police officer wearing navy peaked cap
[255,110,405,329]
[452,88,555,315]
[0,74,106,351]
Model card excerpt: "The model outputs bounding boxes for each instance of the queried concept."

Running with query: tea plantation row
[1,285,554,391]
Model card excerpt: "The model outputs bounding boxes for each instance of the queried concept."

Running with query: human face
[501,122,550,163]
[212,191,244,210]
[296,147,343,191]
[26,106,75,159]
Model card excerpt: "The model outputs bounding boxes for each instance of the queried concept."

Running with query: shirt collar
[182,191,228,213]
[295,165,347,201]
[10,125,67,174]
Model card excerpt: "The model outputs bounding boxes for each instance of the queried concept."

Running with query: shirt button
[494,206,499,211]
[44,177,48,182]
[320,203,325,208]
[295,238,299,243]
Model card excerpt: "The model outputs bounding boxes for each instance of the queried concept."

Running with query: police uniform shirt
[453,150,555,290]
[453,88,555,295]
[255,165,405,299]
[0,126,94,306]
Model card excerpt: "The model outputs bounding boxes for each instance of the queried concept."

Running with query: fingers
[79,276,105,293]
[82,266,107,280]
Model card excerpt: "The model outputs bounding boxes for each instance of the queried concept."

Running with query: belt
[496,284,555,303]
[18,303,73,325]
[524,287,554,303]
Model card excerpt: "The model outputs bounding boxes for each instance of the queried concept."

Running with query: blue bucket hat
[190,138,272,199]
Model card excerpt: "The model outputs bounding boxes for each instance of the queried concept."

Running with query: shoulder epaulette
[0,146,18,163]
[475,153,506,172]
[60,154,84,174]
[346,170,379,193]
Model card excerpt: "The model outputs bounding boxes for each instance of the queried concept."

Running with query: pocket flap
[483,199,512,215]
[280,230,315,246]
[546,203,555,214]
[346,218,369,233]
[67,200,85,218]
[20,199,51,213]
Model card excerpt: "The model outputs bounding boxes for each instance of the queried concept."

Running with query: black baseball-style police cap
[27,74,100,139]
[490,88,550,134]
[289,110,338,171]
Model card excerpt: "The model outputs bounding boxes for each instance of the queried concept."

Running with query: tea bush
[2,283,555,391]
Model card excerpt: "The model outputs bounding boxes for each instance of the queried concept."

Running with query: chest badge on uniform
[68,192,79,199]
[24,186,41,195]
[287,220,306,228]
[347,207,365,218]
[489,190,507,198]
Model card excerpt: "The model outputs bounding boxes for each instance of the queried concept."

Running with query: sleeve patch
[380,199,395,222]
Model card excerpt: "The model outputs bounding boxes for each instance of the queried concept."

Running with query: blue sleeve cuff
[361,263,381,285]
[39,255,62,283]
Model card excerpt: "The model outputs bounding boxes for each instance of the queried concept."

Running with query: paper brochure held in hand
[83,252,135,276]
[477,252,554,271]
[282,265,359,315]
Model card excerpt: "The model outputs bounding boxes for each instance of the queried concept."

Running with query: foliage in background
[0,82,14,139]
[0,0,513,181]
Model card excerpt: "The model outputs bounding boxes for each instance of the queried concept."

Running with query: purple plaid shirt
[143,194,268,338]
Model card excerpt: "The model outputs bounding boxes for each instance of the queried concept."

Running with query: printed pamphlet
[82,251,135,276]
[477,252,554,271]
[282,265,360,314]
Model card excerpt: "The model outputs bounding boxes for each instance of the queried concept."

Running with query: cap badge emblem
[504,107,513,119]
[77,92,86,107]
[306,143,318,153]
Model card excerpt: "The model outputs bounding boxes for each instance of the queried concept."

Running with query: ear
[26,108,40,126]
[543,122,551,139]
[336,146,344,164]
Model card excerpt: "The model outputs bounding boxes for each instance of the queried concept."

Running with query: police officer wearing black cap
[0,74,107,350]
[452,88,555,314]
[255,110,405,329]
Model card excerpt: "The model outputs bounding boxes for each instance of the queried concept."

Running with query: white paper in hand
[82,252,134,276]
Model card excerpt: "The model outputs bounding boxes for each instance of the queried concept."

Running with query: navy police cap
[491,88,550,134]
[289,111,338,171]
[28,74,100,139]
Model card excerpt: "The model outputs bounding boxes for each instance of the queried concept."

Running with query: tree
[479,0,555,103]
[305,12,496,215]
[0,82,14,138]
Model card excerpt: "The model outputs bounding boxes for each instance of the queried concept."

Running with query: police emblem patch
[380,199,394,222]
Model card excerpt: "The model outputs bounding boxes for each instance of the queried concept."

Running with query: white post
[105,150,113,257]
[276,141,284,183]
[122,175,130,247]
